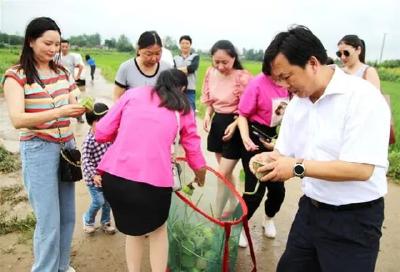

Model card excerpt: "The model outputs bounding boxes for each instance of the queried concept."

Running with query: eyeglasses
[336,50,350,58]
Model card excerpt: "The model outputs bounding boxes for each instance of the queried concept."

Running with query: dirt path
[0,69,399,272]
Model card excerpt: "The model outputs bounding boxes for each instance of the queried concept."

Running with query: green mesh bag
[167,158,257,272]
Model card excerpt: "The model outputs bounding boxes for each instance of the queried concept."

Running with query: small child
[82,102,116,235]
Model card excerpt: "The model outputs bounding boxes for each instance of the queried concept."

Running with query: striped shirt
[3,66,78,142]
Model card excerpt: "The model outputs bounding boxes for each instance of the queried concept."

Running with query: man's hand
[258,152,296,182]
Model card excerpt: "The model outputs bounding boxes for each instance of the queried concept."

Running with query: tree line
[0,32,263,60]
[1,32,399,65]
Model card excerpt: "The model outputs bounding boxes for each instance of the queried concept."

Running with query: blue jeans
[84,185,111,225]
[185,89,196,111]
[20,137,76,272]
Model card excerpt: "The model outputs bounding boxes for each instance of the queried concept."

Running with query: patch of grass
[388,151,400,182]
[0,146,21,173]
[239,169,245,183]
[0,184,27,205]
[0,211,36,235]
[381,81,400,153]
[0,48,20,93]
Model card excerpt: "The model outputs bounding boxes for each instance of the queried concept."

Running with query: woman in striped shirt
[2,17,85,272]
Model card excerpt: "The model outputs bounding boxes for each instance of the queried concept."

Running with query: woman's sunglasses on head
[336,50,350,58]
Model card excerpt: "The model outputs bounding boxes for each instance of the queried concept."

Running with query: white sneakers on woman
[263,217,277,238]
[239,217,277,248]
[239,230,248,248]
[66,266,76,272]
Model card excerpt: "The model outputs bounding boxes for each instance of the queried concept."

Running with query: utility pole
[379,33,387,64]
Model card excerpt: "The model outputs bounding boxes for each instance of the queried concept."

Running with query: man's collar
[320,65,347,98]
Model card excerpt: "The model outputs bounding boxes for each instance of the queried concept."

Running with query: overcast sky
[1,0,399,61]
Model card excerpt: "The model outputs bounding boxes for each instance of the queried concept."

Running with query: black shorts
[207,112,242,160]
[102,172,172,236]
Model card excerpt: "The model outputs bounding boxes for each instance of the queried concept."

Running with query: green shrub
[378,67,400,83]
[388,151,400,182]
[0,146,21,173]
[0,212,36,235]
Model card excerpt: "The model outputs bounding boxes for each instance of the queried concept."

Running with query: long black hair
[19,17,67,85]
[210,40,243,70]
[338,34,366,63]
[153,69,191,114]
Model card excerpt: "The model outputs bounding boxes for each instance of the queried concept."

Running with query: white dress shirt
[276,66,390,205]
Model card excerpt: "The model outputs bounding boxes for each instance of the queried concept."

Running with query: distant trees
[242,48,264,61]
[163,36,179,54]
[0,32,24,46]
[116,35,134,52]
[69,33,101,48]
[104,38,117,49]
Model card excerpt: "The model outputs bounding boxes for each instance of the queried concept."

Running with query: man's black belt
[307,196,383,211]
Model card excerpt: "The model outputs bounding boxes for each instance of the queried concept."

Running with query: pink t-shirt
[95,86,206,187]
[238,73,289,127]
[201,67,252,114]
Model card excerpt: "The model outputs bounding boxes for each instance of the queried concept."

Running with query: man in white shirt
[60,39,84,81]
[251,26,390,272]
[59,39,85,123]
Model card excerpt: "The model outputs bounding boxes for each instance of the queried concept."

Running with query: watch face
[294,164,305,176]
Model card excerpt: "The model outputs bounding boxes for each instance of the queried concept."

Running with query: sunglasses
[336,50,350,58]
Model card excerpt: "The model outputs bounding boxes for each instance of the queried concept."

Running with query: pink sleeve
[238,79,258,118]
[95,93,129,143]
[179,111,206,170]
[200,67,213,105]
[233,70,252,98]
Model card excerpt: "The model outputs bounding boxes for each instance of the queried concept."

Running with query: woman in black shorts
[201,40,252,217]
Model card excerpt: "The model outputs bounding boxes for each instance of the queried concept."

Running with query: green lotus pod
[182,183,195,196]
[252,160,271,180]
[79,96,95,112]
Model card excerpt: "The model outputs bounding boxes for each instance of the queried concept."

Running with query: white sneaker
[66,266,76,272]
[101,223,117,235]
[82,215,96,234]
[263,217,276,238]
[238,230,248,248]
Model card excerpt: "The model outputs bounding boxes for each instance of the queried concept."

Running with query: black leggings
[241,123,285,219]
[90,65,96,80]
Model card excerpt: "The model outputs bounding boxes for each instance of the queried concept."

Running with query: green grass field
[0,48,20,85]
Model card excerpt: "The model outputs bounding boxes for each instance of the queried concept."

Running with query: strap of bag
[41,84,73,147]
[172,111,180,161]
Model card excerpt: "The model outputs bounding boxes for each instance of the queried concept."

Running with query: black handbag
[60,147,83,182]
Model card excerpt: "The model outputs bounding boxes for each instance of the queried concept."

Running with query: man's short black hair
[61,39,69,44]
[262,25,328,75]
